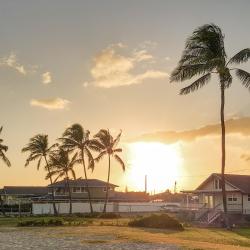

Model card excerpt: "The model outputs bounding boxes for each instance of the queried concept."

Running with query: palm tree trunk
[103,155,111,213]
[81,149,93,214]
[66,173,72,214]
[220,84,229,226]
[0,195,5,216]
[44,156,58,216]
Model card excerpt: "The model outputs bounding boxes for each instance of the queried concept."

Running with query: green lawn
[1,216,250,249]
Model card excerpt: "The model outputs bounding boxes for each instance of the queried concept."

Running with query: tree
[47,148,77,214]
[22,134,58,215]
[0,127,11,167]
[59,124,96,213]
[93,129,125,213]
[0,126,10,215]
[170,23,250,224]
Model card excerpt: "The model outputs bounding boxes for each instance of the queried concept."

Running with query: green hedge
[17,218,63,227]
[128,214,184,230]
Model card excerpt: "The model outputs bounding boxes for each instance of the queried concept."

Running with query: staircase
[196,203,222,226]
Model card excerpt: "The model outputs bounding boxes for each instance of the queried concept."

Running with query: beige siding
[55,187,115,199]
[200,176,238,191]
[242,194,250,214]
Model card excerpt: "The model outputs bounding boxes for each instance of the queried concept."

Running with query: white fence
[32,202,179,215]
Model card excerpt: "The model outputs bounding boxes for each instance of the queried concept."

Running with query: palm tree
[59,124,96,213]
[47,148,77,214]
[93,129,125,213]
[170,24,250,223]
[0,127,11,167]
[0,126,10,215]
[22,134,58,215]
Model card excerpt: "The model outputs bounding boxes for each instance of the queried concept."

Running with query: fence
[32,202,179,215]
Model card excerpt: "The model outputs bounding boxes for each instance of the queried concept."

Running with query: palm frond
[113,148,122,153]
[88,139,105,151]
[228,48,250,65]
[180,73,211,95]
[85,147,94,171]
[113,130,122,148]
[170,64,212,82]
[95,150,107,163]
[114,154,125,171]
[37,157,42,170]
[236,68,250,89]
[0,151,11,167]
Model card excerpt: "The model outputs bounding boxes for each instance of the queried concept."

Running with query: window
[81,187,87,193]
[214,179,222,189]
[72,187,81,193]
[228,194,237,202]
[103,187,112,192]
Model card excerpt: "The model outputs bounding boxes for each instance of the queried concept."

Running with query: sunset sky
[0,0,250,193]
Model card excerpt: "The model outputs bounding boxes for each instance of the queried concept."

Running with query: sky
[0,0,250,192]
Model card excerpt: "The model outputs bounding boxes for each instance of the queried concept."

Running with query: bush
[128,214,184,230]
[17,218,63,227]
[98,213,121,219]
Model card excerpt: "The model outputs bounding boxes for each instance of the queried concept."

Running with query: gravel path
[0,227,181,250]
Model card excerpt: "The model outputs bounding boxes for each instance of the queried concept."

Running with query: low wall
[32,202,178,215]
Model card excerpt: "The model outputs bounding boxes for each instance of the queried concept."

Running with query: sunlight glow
[127,142,182,193]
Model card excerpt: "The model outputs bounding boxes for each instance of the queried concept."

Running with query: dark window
[215,179,222,189]
[228,195,237,202]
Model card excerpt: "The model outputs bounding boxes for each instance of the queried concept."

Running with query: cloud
[42,72,52,84]
[0,53,27,75]
[131,117,250,143]
[86,43,168,88]
[30,98,70,110]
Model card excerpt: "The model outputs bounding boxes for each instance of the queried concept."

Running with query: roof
[196,173,250,193]
[1,186,48,196]
[48,178,118,188]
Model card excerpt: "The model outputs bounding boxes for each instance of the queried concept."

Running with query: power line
[174,168,250,179]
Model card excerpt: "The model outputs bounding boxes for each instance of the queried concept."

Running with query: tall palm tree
[47,148,77,214]
[0,126,10,215]
[59,124,96,213]
[170,24,250,222]
[22,134,58,215]
[93,129,125,213]
[0,127,11,167]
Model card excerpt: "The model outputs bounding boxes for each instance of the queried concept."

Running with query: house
[183,173,250,225]
[47,178,118,201]
[0,186,48,205]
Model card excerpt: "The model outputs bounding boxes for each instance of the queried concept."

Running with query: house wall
[199,192,246,213]
[242,194,250,214]
[201,176,237,191]
[53,187,115,199]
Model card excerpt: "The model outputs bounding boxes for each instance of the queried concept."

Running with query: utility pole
[145,175,147,194]
[174,181,177,194]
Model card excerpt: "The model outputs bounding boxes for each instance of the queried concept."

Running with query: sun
[127,142,182,193]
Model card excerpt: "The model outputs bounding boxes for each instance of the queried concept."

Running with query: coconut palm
[0,127,11,167]
[0,126,10,215]
[170,24,250,222]
[47,148,77,214]
[59,124,96,213]
[93,129,125,213]
[22,134,58,215]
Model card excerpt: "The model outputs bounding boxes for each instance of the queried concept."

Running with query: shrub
[128,214,184,231]
[17,218,63,227]
[98,213,121,219]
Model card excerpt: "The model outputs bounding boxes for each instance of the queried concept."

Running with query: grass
[1,216,250,249]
